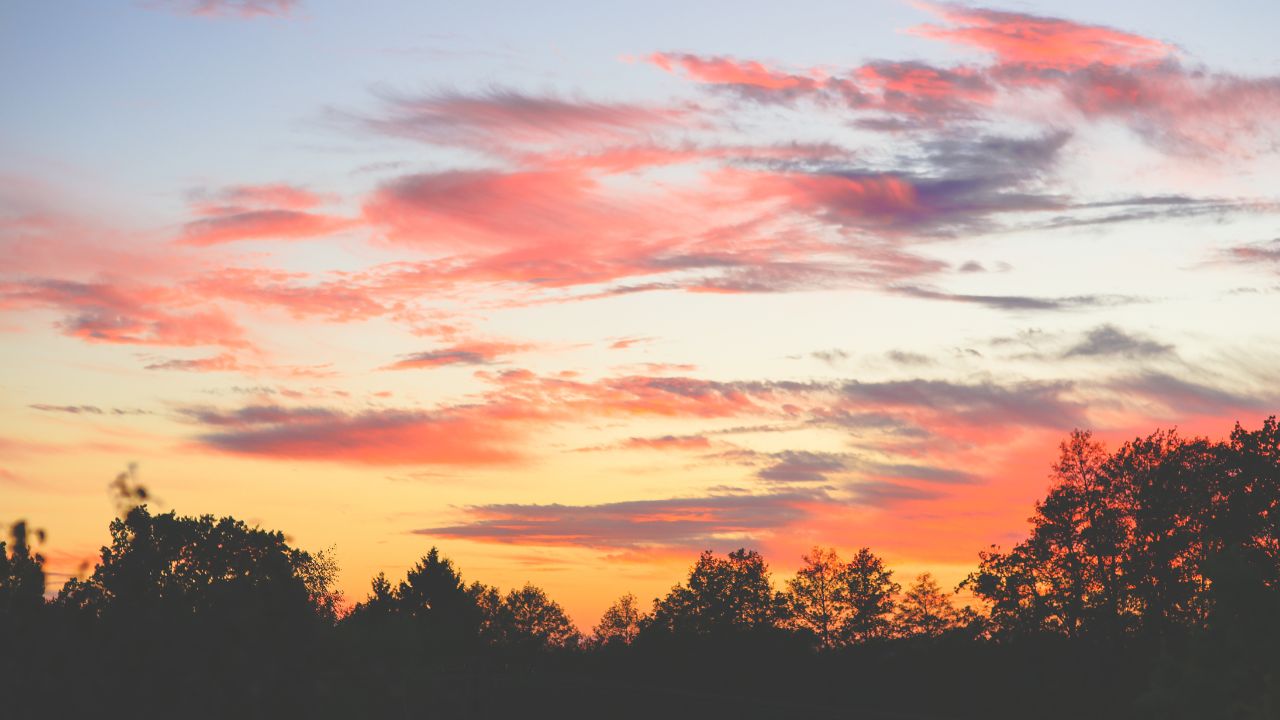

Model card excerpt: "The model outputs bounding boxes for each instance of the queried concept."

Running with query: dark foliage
[2,417,1278,718]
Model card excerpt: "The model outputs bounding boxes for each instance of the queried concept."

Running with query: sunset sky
[3,0,1280,626]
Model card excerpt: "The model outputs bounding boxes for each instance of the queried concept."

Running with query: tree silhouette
[497,583,580,651]
[787,546,848,649]
[0,521,46,618]
[842,547,900,643]
[38,505,343,718]
[3,417,1277,718]
[593,592,646,647]
[966,430,1134,638]
[56,505,327,622]
[787,546,899,648]
[345,546,487,667]
[0,522,48,718]
[968,418,1280,646]
[297,545,343,622]
[651,548,789,636]
[1112,429,1216,633]
[468,580,506,647]
[893,573,962,638]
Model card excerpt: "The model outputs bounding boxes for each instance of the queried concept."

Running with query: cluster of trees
[967,423,1280,638]
[345,547,579,660]
[963,420,1280,717]
[1,418,1277,718]
[591,547,972,649]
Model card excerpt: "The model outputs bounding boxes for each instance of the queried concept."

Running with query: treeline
[2,418,1278,719]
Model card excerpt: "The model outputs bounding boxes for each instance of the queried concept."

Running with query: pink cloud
[361,89,683,152]
[645,7,1280,155]
[185,268,390,322]
[1,278,249,348]
[853,61,995,117]
[207,183,331,211]
[180,183,352,246]
[181,210,354,246]
[152,0,299,18]
[609,336,655,350]
[734,170,921,229]
[1052,64,1280,155]
[911,2,1174,70]
[647,52,823,91]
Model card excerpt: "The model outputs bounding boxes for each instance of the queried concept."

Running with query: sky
[3,0,1280,626]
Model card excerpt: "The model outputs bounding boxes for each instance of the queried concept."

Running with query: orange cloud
[186,404,524,466]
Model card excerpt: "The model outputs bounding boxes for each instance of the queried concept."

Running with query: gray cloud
[417,489,827,550]
[886,350,933,366]
[29,404,149,416]
[838,378,1086,428]
[847,481,945,507]
[811,348,851,365]
[29,404,103,415]
[1112,372,1262,415]
[355,87,677,150]
[756,451,848,483]
[387,349,490,368]
[891,284,1142,312]
[178,403,519,465]
[1063,324,1174,359]
[859,460,978,484]
[1225,238,1280,266]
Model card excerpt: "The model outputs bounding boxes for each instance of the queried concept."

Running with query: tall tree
[787,547,848,649]
[352,548,483,651]
[594,593,646,647]
[842,547,900,643]
[498,583,580,651]
[893,573,962,638]
[1110,430,1216,633]
[968,430,1143,638]
[651,549,789,635]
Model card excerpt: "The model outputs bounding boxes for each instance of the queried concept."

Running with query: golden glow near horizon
[4,0,1280,627]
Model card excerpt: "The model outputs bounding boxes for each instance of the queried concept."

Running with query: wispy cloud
[180,183,352,246]
[147,0,300,19]
[417,489,827,551]
[383,341,530,370]
[891,284,1142,312]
